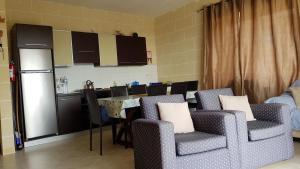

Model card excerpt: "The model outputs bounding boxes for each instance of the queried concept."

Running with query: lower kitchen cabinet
[57,94,83,135]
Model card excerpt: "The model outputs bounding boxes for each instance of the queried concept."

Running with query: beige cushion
[290,87,300,107]
[219,95,255,121]
[157,102,195,134]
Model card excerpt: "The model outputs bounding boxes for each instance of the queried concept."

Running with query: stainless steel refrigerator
[20,48,58,140]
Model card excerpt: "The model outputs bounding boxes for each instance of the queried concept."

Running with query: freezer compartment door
[21,72,58,139]
[20,49,53,71]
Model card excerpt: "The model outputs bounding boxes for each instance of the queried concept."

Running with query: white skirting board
[24,126,111,148]
[24,130,88,148]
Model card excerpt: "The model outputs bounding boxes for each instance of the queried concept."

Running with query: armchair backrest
[140,95,185,120]
[195,88,234,110]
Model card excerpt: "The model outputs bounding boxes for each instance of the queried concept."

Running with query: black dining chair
[170,82,188,100]
[84,89,110,156]
[149,82,163,86]
[186,80,199,91]
[110,86,128,97]
[186,80,199,109]
[130,84,147,95]
[146,85,168,96]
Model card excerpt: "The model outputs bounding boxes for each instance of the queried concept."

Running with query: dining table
[97,91,197,119]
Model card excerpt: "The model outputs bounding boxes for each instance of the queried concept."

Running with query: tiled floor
[0,128,299,169]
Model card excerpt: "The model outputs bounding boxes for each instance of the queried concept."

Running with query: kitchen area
[11,23,158,149]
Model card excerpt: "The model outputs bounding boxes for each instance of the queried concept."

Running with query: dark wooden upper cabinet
[116,35,147,66]
[134,37,147,65]
[71,31,100,65]
[13,24,53,49]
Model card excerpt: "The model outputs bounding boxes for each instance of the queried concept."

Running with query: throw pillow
[219,95,255,121]
[157,102,195,133]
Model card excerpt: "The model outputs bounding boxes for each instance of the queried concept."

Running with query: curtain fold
[202,0,300,103]
[202,0,240,92]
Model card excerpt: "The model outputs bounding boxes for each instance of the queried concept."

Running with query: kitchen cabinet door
[13,24,53,49]
[116,35,147,66]
[99,34,118,66]
[133,37,147,65]
[57,95,82,135]
[72,31,100,65]
[53,30,73,66]
[116,35,133,66]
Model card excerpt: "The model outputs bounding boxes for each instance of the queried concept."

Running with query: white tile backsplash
[55,64,158,92]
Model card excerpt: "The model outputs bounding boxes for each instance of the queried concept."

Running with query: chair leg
[90,122,93,151]
[111,118,117,144]
[124,120,128,149]
[100,124,103,156]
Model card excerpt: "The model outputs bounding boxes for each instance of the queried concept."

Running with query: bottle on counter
[63,76,68,94]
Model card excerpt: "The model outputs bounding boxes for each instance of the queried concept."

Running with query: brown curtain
[202,0,300,103]
[202,0,240,91]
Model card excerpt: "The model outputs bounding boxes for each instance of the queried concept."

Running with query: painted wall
[0,0,15,155]
[154,0,219,83]
[0,0,159,155]
[55,65,158,91]
[5,0,158,91]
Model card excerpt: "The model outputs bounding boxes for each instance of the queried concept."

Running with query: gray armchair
[195,88,294,169]
[132,95,240,169]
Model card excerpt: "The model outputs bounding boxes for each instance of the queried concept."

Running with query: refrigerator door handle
[25,43,48,47]
[20,70,52,73]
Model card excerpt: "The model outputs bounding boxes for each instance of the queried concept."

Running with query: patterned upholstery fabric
[247,121,285,141]
[194,88,234,110]
[132,119,176,169]
[176,149,231,169]
[250,103,289,124]
[175,132,226,156]
[196,88,294,169]
[133,95,240,169]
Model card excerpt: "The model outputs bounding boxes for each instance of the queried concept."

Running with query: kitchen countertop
[56,92,83,97]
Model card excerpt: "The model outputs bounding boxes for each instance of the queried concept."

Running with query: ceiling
[46,0,195,17]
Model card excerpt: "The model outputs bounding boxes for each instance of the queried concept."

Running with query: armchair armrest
[191,111,241,169]
[193,110,249,143]
[132,119,176,169]
[191,111,235,135]
[250,103,290,124]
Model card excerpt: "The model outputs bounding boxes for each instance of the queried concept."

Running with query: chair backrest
[149,82,163,86]
[170,82,188,99]
[195,88,234,110]
[110,86,128,97]
[140,95,185,120]
[130,84,147,95]
[84,89,101,125]
[146,85,167,96]
[186,80,198,91]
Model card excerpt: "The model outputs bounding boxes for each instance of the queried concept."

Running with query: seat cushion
[175,132,227,156]
[247,120,285,141]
